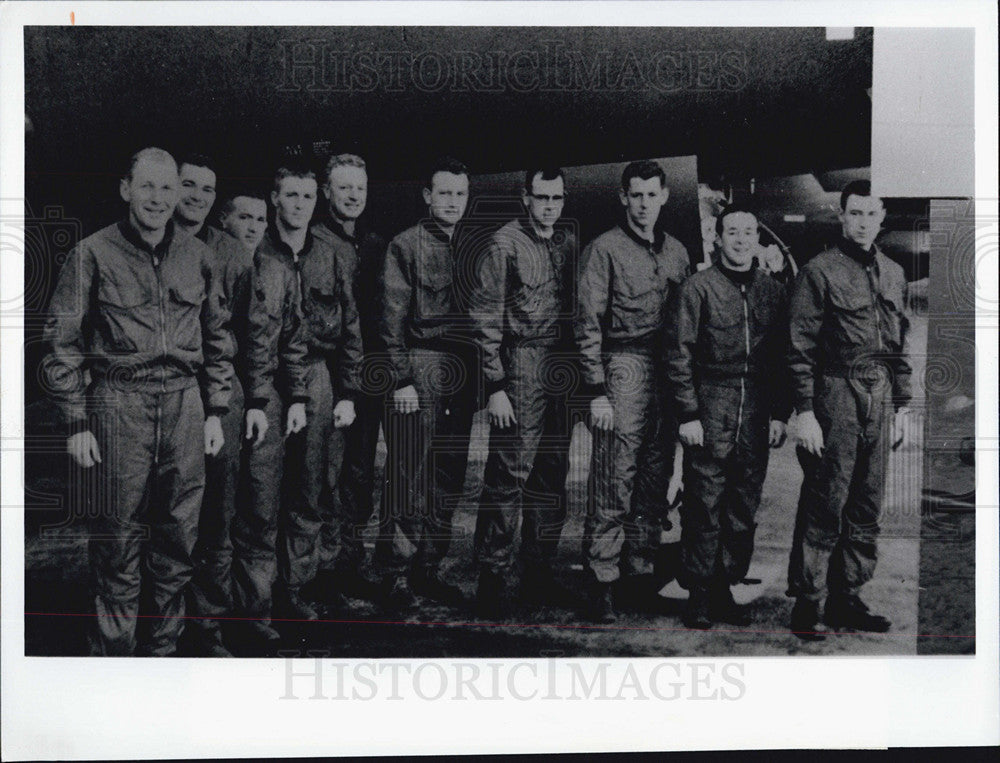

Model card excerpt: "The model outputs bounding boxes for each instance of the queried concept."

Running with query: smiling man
[575,160,691,623]
[470,167,578,617]
[43,147,233,656]
[786,180,912,640]
[378,156,477,608]
[310,154,388,606]
[173,153,222,246]
[666,203,790,630]
[219,191,268,251]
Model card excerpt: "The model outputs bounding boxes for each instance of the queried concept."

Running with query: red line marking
[23,611,975,641]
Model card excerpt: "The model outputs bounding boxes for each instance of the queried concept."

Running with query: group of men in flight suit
[43,145,912,655]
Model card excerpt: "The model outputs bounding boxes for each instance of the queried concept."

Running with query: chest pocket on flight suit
[828,282,873,349]
[304,271,343,345]
[97,272,151,353]
[612,268,661,335]
[415,262,454,321]
[704,297,744,366]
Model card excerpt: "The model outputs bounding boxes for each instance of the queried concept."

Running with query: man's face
[176,163,217,227]
[620,176,668,231]
[221,196,267,250]
[324,164,368,222]
[422,171,469,228]
[523,173,565,232]
[717,211,759,270]
[840,193,885,250]
[271,176,318,231]
[120,158,179,232]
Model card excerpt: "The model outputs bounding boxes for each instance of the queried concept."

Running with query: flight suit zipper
[864,262,882,422]
[152,251,167,465]
[736,283,750,443]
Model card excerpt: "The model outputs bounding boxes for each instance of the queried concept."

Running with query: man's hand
[768,420,788,448]
[487,390,517,429]
[204,415,225,456]
[678,419,704,447]
[286,402,306,436]
[795,410,824,457]
[892,406,912,450]
[245,408,268,447]
[394,384,420,414]
[67,431,101,468]
[590,395,614,431]
[333,399,356,429]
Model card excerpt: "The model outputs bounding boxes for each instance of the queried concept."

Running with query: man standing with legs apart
[471,167,578,617]
[311,154,388,605]
[264,161,362,621]
[378,157,477,608]
[575,160,690,623]
[667,203,790,630]
[44,147,233,656]
[786,180,912,640]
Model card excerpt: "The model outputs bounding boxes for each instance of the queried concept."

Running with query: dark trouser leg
[679,442,729,590]
[719,442,768,585]
[475,345,551,574]
[89,389,156,656]
[140,385,206,656]
[336,391,384,572]
[787,376,862,602]
[827,390,888,597]
[188,377,244,639]
[584,352,655,584]
[378,348,474,577]
[280,360,345,595]
[231,390,284,622]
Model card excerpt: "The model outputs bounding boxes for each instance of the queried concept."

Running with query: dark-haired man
[786,180,912,639]
[575,159,691,623]
[667,204,790,630]
[44,147,233,655]
[262,163,362,621]
[471,167,578,616]
[311,153,388,604]
[186,185,308,654]
[173,153,223,247]
[378,156,477,607]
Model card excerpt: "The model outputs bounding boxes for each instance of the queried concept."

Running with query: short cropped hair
[715,202,760,237]
[840,179,877,211]
[219,186,267,216]
[272,161,317,195]
[124,147,177,181]
[621,160,666,192]
[523,167,565,194]
[177,152,216,175]
[324,153,366,182]
[425,156,469,191]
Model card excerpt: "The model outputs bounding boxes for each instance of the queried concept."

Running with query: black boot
[683,587,713,630]
[824,594,891,633]
[585,578,618,624]
[790,598,830,641]
[410,569,466,607]
[476,569,514,619]
[709,583,752,627]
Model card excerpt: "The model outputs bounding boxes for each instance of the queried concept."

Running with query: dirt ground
[25,314,973,658]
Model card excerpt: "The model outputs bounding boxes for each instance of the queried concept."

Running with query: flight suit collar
[118,217,175,259]
[717,261,756,287]
[267,224,315,262]
[420,217,455,245]
[838,236,878,268]
[620,220,666,252]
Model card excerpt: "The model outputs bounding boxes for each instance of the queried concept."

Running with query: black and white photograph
[2,2,996,758]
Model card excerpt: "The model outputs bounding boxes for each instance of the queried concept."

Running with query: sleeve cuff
[582,381,607,399]
[395,376,415,391]
[206,406,228,418]
[795,400,813,414]
[248,397,270,410]
[291,394,310,405]
[678,410,700,425]
[64,418,91,438]
[485,377,506,396]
